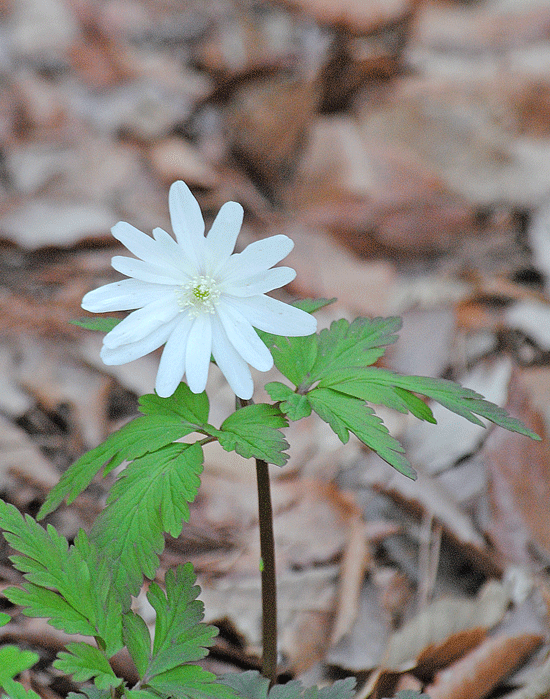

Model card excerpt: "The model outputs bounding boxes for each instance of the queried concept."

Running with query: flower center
[176,275,220,317]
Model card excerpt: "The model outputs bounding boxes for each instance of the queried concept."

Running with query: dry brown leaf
[382,580,511,672]
[485,369,550,564]
[426,633,543,699]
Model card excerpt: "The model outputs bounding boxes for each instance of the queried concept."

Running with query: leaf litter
[1,0,550,697]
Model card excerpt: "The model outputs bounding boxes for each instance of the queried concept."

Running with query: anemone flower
[82,181,317,399]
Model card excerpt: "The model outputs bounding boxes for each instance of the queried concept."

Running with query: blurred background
[2,0,550,696]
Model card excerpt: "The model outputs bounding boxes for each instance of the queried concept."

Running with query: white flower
[82,180,317,399]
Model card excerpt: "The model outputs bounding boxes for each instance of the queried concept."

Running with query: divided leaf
[307,389,416,479]
[90,442,204,604]
[217,404,290,467]
[221,672,356,699]
[39,383,211,519]
[265,382,312,421]
[0,501,123,655]
[54,642,121,690]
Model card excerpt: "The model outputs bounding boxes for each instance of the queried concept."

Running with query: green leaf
[54,642,121,690]
[318,369,436,423]
[123,613,151,678]
[262,334,318,388]
[0,646,39,687]
[310,317,402,385]
[291,298,336,314]
[217,404,289,467]
[67,690,112,699]
[38,384,211,519]
[147,665,235,699]
[144,564,217,679]
[0,613,10,627]
[70,317,122,332]
[90,443,204,604]
[1,678,42,699]
[265,382,312,421]
[308,388,416,479]
[221,672,356,699]
[0,501,123,654]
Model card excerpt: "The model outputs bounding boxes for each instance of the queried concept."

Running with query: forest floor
[2,0,550,697]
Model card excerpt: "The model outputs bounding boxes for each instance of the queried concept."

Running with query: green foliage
[54,642,121,690]
[216,404,289,467]
[221,672,356,699]
[39,383,211,519]
[0,613,39,695]
[0,501,123,655]
[263,316,539,479]
[1,679,41,699]
[70,317,122,332]
[90,442,204,604]
[124,564,236,699]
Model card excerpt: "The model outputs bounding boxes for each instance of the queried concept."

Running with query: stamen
[176,275,220,317]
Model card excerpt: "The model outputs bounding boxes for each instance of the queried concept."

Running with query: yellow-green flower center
[176,275,220,317]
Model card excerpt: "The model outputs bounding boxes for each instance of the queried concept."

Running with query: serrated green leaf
[0,503,122,655]
[90,443,204,604]
[144,565,216,679]
[4,584,96,637]
[220,672,355,699]
[39,385,212,520]
[148,665,235,699]
[124,690,160,699]
[0,646,39,687]
[123,613,151,677]
[310,317,402,384]
[260,334,319,388]
[67,689,111,699]
[308,388,416,479]
[217,404,289,467]
[265,382,312,421]
[291,298,336,314]
[54,642,121,690]
[70,317,122,332]
[318,369,436,423]
[1,678,41,699]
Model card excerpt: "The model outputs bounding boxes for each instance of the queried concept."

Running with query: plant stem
[236,397,278,685]
[255,456,278,686]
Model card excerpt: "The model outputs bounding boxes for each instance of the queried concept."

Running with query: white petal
[82,279,175,312]
[219,235,294,283]
[169,181,205,268]
[211,315,254,399]
[155,316,194,397]
[112,221,192,275]
[216,301,273,371]
[222,267,296,297]
[103,296,180,348]
[152,227,198,277]
[112,256,186,285]
[100,317,179,365]
[205,201,243,274]
[185,314,212,394]
[227,295,318,336]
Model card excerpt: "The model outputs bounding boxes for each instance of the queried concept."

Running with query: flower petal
[82,279,175,312]
[211,315,254,399]
[112,256,186,285]
[228,295,318,336]
[221,266,296,297]
[112,221,192,274]
[216,301,274,371]
[155,315,194,397]
[103,296,180,348]
[185,314,212,394]
[205,201,243,274]
[100,317,179,365]
[152,227,198,277]
[219,235,294,282]
[169,181,205,267]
